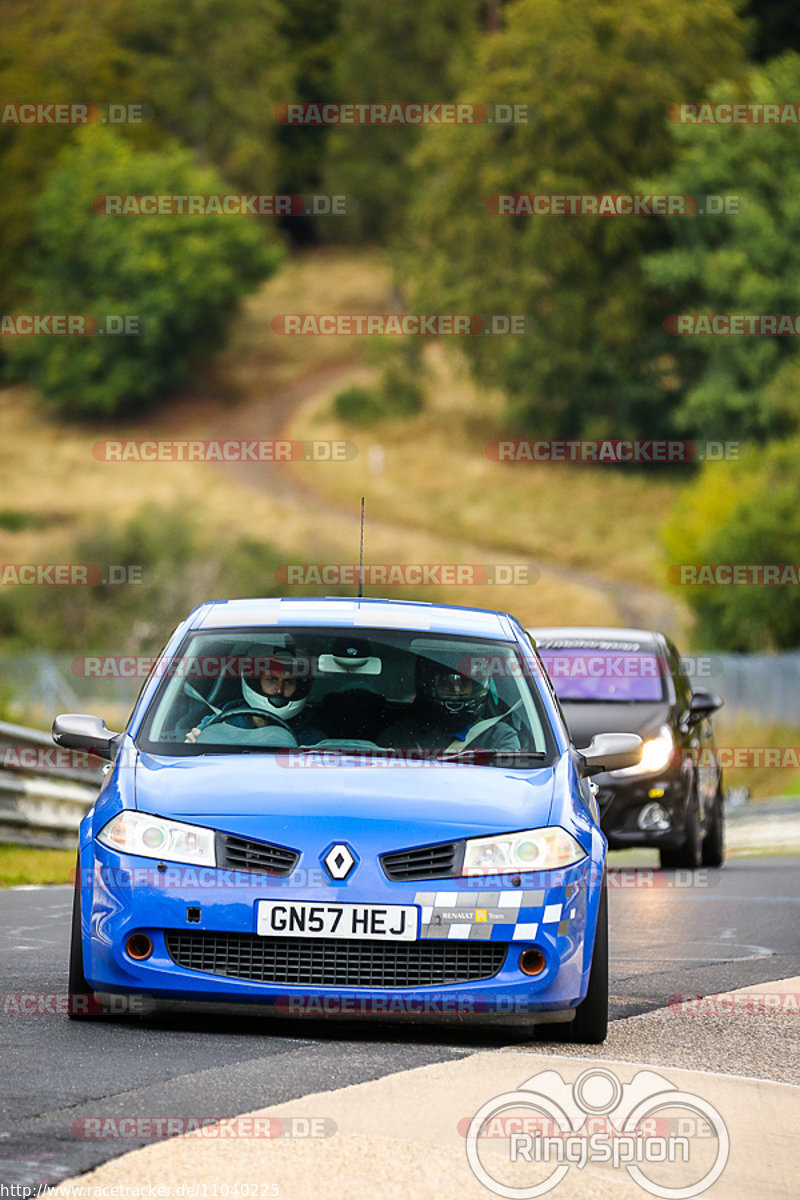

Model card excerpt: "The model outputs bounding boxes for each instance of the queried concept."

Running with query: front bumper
[79,844,604,1020]
[595,769,687,848]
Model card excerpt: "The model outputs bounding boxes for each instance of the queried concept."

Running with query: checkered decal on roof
[413,883,584,940]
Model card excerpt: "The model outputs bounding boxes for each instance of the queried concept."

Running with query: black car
[528,626,724,869]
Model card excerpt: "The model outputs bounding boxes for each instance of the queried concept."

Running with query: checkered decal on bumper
[414,884,584,940]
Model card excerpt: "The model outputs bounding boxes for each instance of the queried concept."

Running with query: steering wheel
[202,705,294,734]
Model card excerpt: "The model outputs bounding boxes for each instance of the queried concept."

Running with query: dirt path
[202,357,685,635]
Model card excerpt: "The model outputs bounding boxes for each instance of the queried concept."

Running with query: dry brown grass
[0,249,687,632]
[288,343,684,589]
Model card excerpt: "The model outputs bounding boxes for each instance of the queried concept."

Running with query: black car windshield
[538,647,668,702]
[137,626,557,761]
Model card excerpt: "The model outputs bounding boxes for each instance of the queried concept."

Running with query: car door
[668,638,714,823]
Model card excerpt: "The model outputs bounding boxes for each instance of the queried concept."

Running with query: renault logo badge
[322,843,356,881]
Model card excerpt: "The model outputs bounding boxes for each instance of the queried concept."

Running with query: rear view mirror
[578,733,643,777]
[688,690,723,722]
[52,713,123,761]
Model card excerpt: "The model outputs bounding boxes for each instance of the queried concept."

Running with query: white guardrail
[0,719,103,849]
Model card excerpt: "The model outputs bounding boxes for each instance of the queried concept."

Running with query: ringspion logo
[465,1067,728,1198]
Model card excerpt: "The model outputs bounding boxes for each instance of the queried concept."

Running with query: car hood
[560,701,670,748]
[131,751,558,848]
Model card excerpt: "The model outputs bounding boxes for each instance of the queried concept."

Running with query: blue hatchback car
[54,598,641,1043]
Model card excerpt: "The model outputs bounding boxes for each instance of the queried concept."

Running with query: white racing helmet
[241,646,312,722]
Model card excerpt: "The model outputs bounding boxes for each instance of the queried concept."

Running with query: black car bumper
[594,771,688,849]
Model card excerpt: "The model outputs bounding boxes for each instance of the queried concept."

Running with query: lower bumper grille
[165,932,506,988]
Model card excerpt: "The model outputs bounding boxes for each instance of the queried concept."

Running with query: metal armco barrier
[0,719,103,849]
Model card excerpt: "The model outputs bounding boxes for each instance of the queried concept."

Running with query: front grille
[166,932,506,988]
[381,840,461,881]
[216,833,299,876]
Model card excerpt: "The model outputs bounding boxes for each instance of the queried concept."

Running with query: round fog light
[638,802,671,832]
[126,933,153,961]
[519,948,547,976]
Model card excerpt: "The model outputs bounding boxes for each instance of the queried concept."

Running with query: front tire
[68,852,99,1020]
[659,784,702,870]
[547,877,608,1045]
[701,783,725,867]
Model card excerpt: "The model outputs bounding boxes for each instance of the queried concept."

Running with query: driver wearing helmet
[185,647,321,744]
[380,655,520,752]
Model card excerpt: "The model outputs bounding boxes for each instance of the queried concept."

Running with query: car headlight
[459,827,586,876]
[612,725,674,777]
[97,811,216,866]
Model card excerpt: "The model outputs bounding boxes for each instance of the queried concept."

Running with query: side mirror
[688,690,723,722]
[578,733,643,777]
[52,713,123,762]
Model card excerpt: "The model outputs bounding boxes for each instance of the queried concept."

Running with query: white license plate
[256,900,417,941]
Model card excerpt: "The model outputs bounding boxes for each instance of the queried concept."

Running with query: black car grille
[381,841,461,881]
[165,932,506,988]
[216,833,299,876]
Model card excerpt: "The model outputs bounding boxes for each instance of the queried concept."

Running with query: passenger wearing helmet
[184,648,322,744]
[380,655,521,752]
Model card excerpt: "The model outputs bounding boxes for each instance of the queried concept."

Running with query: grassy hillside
[0,248,690,642]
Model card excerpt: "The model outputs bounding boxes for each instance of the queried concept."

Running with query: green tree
[320,0,484,244]
[4,129,282,417]
[401,0,746,438]
[643,53,800,443]
[664,440,800,650]
[274,0,341,241]
[0,0,291,313]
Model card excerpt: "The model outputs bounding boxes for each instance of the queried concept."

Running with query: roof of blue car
[190,596,515,638]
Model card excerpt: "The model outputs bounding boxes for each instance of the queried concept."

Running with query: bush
[664,439,800,650]
[332,384,385,426]
[332,363,424,425]
[4,129,283,418]
[0,504,366,655]
[380,363,424,417]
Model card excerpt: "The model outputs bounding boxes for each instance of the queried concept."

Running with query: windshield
[538,647,668,703]
[137,626,557,761]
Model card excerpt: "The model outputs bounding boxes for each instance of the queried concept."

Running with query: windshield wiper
[437,748,549,767]
[292,746,549,766]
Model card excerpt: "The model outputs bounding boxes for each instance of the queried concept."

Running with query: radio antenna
[358,496,365,598]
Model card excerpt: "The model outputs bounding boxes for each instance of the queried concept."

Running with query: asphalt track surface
[1,855,798,1189]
